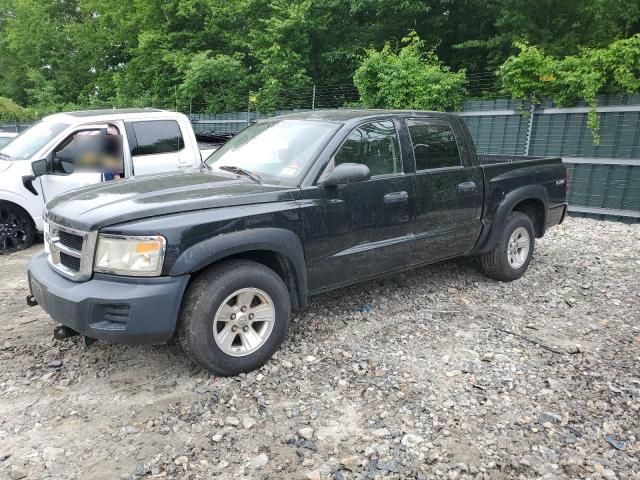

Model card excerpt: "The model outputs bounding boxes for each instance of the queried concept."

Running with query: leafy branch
[497,35,640,144]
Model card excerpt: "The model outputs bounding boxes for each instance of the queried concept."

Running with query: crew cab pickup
[27,110,568,375]
[0,108,220,254]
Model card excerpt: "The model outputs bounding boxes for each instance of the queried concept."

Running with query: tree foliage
[354,33,467,111]
[0,0,638,115]
[0,96,33,121]
[498,35,640,141]
[179,53,249,112]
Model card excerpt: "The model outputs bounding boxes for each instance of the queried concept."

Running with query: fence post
[524,100,536,156]
[247,92,252,128]
[311,84,316,110]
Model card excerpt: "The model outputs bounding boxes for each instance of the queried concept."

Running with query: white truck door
[38,124,123,203]
[128,119,187,176]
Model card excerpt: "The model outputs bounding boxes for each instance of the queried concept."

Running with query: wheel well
[512,198,545,237]
[0,200,35,227]
[194,250,301,311]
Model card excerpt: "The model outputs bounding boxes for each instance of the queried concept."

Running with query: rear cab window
[406,119,462,171]
[130,120,184,156]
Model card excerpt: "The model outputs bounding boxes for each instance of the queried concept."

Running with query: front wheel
[0,202,36,255]
[479,212,535,281]
[178,260,291,376]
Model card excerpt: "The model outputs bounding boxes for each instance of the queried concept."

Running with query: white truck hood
[0,159,14,173]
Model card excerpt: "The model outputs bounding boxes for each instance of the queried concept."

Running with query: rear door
[407,117,483,265]
[304,119,414,290]
[127,120,189,176]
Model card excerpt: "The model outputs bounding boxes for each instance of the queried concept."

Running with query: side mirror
[31,159,47,177]
[22,159,48,196]
[319,162,371,188]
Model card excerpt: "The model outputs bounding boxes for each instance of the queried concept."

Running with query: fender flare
[169,228,307,308]
[475,185,549,254]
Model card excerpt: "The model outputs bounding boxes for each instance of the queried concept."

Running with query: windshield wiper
[219,165,262,184]
[0,152,10,160]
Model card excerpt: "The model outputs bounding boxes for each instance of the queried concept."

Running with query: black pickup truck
[27,110,567,375]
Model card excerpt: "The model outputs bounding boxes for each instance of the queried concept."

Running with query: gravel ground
[0,217,639,480]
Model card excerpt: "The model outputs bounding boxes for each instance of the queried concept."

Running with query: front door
[407,118,483,264]
[303,120,414,291]
[38,124,124,203]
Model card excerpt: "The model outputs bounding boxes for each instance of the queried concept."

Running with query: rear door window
[407,120,461,171]
[131,120,184,156]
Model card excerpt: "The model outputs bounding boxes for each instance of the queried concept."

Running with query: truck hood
[0,159,15,173]
[46,171,299,231]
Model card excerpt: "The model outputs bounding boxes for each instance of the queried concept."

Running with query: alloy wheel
[0,206,28,252]
[507,226,530,269]
[213,288,276,356]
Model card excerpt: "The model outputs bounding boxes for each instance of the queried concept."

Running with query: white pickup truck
[0,108,215,254]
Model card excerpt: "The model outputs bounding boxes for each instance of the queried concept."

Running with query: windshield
[0,121,69,160]
[0,137,14,148]
[206,119,338,185]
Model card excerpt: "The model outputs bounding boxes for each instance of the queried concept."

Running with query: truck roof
[43,108,184,125]
[275,109,453,123]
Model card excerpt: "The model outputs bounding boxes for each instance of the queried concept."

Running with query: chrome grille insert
[58,230,84,251]
[60,252,81,272]
[45,220,97,281]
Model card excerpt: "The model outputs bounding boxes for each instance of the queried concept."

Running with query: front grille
[46,220,97,281]
[60,252,81,272]
[59,231,84,251]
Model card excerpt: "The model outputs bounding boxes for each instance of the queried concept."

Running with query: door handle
[457,181,478,192]
[383,191,409,204]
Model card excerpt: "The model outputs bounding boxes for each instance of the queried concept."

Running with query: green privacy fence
[459,95,640,222]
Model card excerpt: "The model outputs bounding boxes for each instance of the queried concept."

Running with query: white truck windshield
[0,121,69,160]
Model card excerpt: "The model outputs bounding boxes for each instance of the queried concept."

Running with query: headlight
[94,235,166,276]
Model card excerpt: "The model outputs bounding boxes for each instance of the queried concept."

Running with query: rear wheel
[479,212,535,281]
[0,202,35,255]
[178,260,291,376]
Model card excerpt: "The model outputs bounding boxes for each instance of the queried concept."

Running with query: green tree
[179,52,249,112]
[354,33,467,111]
[457,0,640,71]
[0,97,33,121]
[1,0,638,114]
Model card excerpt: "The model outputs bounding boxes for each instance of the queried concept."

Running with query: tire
[0,202,36,255]
[178,259,291,376]
[479,212,535,282]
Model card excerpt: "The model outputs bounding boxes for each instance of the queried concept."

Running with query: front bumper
[28,251,190,344]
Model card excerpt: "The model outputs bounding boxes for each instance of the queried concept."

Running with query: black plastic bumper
[28,251,190,345]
